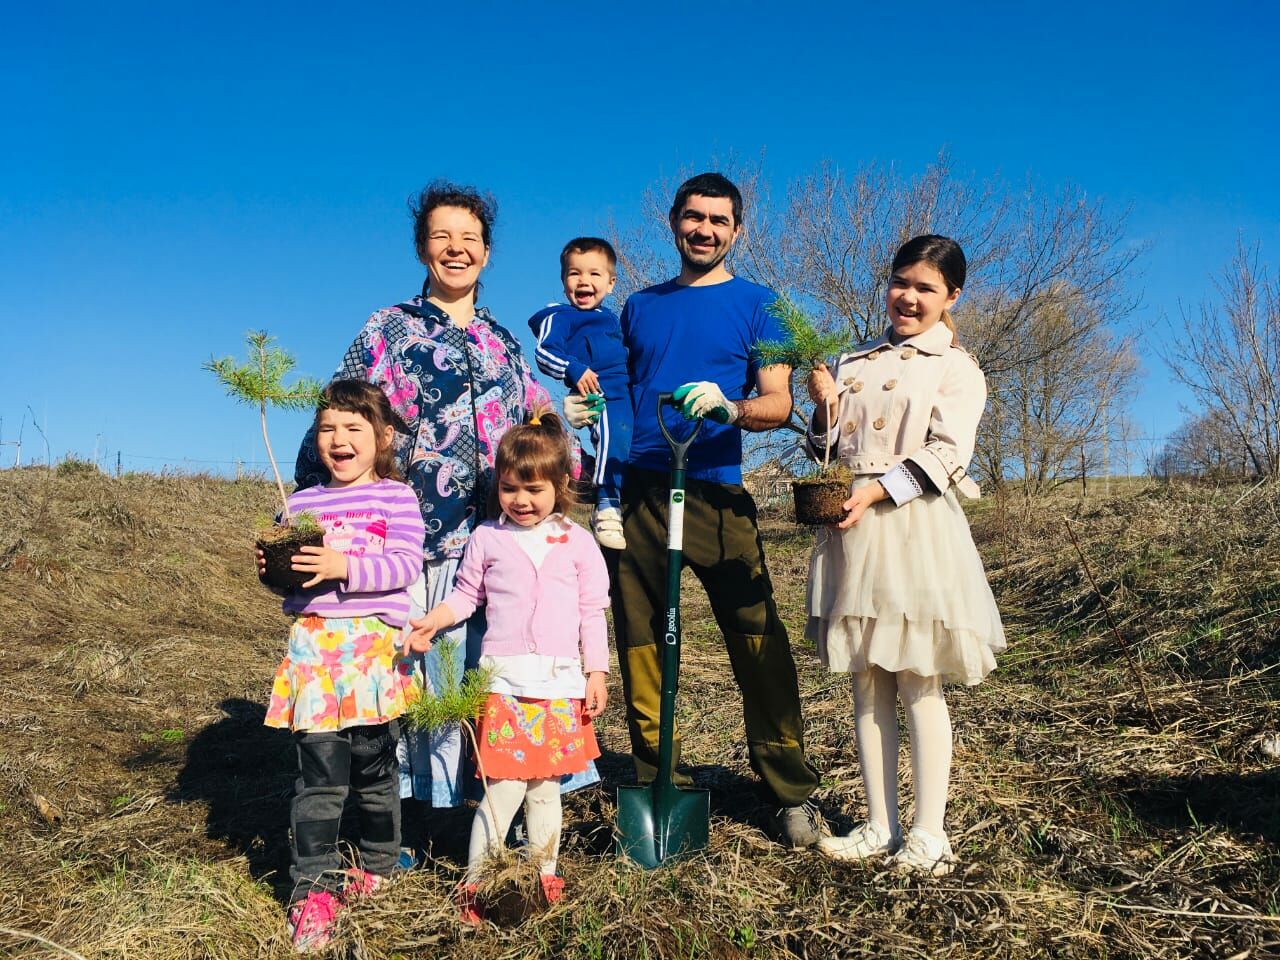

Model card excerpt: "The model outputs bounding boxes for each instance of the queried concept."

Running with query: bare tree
[1154,408,1251,479]
[975,299,1139,497]
[1162,239,1280,478]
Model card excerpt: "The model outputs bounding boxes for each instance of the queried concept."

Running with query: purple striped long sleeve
[282,478,425,627]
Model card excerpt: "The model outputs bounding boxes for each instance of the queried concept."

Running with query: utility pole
[0,415,22,467]
[1101,396,1110,496]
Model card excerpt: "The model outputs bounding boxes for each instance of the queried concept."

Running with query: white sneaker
[816,820,900,862]
[888,827,956,876]
[592,506,625,550]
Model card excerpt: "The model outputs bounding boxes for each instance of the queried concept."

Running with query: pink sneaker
[457,883,484,926]
[342,867,383,900]
[539,874,565,905]
[287,890,341,953]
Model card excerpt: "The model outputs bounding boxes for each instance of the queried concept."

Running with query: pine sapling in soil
[401,645,547,922]
[753,297,854,524]
[205,331,325,590]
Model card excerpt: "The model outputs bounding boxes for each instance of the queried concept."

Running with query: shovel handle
[657,392,703,470]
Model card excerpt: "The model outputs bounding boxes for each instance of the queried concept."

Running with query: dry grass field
[1,463,1278,958]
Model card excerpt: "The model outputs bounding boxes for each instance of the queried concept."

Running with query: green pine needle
[203,331,324,411]
[203,330,324,523]
[753,297,854,372]
[402,636,496,731]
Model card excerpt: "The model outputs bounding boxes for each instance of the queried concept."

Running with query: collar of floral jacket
[394,295,496,331]
[847,320,954,359]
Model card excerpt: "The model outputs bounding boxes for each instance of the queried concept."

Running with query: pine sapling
[753,296,854,473]
[402,637,503,836]
[205,331,324,524]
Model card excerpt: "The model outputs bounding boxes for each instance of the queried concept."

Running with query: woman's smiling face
[421,205,490,299]
[885,260,960,338]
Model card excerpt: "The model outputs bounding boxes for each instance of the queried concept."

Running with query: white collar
[497,512,569,531]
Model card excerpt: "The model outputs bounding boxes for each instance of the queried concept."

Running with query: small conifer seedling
[205,331,324,524]
[753,296,854,376]
[752,297,856,524]
[206,332,327,588]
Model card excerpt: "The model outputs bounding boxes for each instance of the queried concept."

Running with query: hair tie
[528,400,554,427]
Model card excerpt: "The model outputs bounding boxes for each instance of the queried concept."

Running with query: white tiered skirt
[805,478,1006,685]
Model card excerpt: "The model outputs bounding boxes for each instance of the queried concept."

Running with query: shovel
[616,392,711,868]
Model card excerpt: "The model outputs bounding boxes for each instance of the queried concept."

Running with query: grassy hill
[1,465,1278,959]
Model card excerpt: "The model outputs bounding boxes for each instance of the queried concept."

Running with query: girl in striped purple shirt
[261,380,425,951]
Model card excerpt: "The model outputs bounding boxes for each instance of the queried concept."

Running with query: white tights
[466,777,561,882]
[852,666,952,838]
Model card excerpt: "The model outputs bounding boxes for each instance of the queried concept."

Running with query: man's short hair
[669,172,744,227]
[559,236,618,275]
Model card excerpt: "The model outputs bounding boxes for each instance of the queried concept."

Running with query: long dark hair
[891,234,967,344]
[315,379,403,481]
[488,412,577,518]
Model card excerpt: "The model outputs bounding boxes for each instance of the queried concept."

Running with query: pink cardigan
[442,519,611,675]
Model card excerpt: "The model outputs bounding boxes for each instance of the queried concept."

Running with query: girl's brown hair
[315,379,404,481]
[488,412,577,518]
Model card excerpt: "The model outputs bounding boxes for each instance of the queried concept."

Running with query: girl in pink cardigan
[403,412,609,920]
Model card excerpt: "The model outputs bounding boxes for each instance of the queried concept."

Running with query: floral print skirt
[474,693,600,780]
[265,614,420,732]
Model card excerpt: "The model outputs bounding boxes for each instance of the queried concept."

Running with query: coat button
[901,348,917,359]
[844,420,856,432]
[843,376,855,386]
[852,381,864,393]
[884,379,898,390]
[873,417,886,430]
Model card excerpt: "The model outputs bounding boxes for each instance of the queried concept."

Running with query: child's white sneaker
[592,506,625,550]
[888,827,956,876]
[816,820,900,862]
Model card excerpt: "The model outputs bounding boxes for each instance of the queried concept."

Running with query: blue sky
[3,1,1278,473]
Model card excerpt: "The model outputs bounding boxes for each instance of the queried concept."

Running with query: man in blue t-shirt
[569,173,824,848]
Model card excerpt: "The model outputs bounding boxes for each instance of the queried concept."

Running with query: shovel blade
[615,784,710,868]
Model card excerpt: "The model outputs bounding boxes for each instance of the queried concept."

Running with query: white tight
[852,666,952,838]
[466,777,561,882]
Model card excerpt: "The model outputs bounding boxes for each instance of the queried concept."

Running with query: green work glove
[673,382,739,424]
[563,392,605,428]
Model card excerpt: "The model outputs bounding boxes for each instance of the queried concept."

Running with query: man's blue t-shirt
[621,276,783,484]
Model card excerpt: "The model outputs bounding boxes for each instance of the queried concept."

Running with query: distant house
[743,458,794,507]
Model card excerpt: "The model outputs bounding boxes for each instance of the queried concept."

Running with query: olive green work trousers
[613,468,821,807]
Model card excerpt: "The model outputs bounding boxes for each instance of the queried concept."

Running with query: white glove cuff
[879,463,924,506]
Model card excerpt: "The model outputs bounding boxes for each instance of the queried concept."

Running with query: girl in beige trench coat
[804,235,1006,876]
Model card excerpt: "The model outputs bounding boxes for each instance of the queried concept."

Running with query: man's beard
[677,242,729,276]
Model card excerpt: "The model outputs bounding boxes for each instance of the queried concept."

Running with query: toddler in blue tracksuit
[527,237,631,550]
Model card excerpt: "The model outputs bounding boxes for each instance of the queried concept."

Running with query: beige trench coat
[810,320,986,498]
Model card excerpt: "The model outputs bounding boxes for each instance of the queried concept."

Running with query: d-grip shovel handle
[657,392,703,468]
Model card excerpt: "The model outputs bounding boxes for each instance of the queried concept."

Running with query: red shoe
[342,867,383,901]
[287,890,341,953]
[457,883,484,925]
[539,874,564,905]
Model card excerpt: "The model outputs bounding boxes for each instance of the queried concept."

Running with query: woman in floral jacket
[296,181,596,829]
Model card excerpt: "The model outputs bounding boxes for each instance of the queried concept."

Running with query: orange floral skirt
[474,693,600,780]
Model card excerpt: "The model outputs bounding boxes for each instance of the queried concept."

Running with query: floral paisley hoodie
[295,297,555,561]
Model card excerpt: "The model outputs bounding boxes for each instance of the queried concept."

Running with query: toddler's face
[497,471,558,526]
[562,250,616,311]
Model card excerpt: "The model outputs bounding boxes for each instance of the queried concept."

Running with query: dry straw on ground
[1,464,1277,958]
